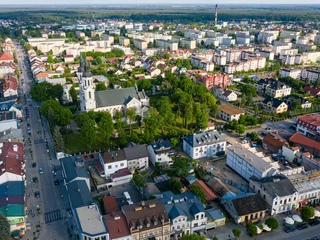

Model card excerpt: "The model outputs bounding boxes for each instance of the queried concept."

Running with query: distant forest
[0,5,320,23]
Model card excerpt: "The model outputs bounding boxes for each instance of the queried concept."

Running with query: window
[275,201,277,206]
[89,91,91,99]
[108,165,112,169]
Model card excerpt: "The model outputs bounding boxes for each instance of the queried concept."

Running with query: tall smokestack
[215,4,218,25]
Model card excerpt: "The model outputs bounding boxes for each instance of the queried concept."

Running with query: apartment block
[119,37,130,47]
[191,56,214,71]
[225,49,242,62]
[280,68,302,79]
[180,39,196,49]
[156,39,178,51]
[301,68,320,83]
[218,104,244,122]
[133,39,148,50]
[197,74,229,90]
[213,54,227,65]
[224,57,266,74]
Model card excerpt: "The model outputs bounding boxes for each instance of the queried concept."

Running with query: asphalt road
[15,44,69,240]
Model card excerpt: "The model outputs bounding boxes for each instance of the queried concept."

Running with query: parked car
[296,223,308,230]
[284,225,296,233]
[39,168,43,174]
[309,219,320,226]
[54,179,60,185]
[32,177,38,183]
[32,163,36,168]
[34,191,40,198]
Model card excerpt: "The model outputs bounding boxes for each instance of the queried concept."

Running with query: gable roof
[192,180,218,201]
[123,144,148,160]
[0,142,24,176]
[0,52,13,61]
[60,156,89,183]
[289,132,320,151]
[0,181,24,197]
[67,180,93,209]
[103,196,119,214]
[263,135,283,149]
[104,211,130,239]
[231,194,268,216]
[263,97,286,108]
[0,204,24,217]
[218,104,243,115]
[250,174,297,197]
[95,87,141,108]
[303,86,320,96]
[184,131,225,148]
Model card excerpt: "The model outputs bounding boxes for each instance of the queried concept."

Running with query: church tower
[79,56,96,111]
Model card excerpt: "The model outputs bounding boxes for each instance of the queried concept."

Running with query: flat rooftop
[227,144,281,173]
[287,171,320,193]
[75,205,108,236]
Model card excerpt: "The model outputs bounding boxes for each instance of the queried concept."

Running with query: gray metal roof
[60,156,89,183]
[250,174,297,197]
[124,144,148,160]
[95,87,140,108]
[67,180,93,209]
[184,131,225,147]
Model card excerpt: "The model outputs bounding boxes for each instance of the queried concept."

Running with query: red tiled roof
[104,211,130,239]
[8,77,17,91]
[289,132,320,151]
[298,113,320,128]
[192,180,218,201]
[0,52,14,61]
[110,168,132,179]
[0,142,24,176]
[304,86,320,96]
[94,161,104,174]
[263,135,284,148]
[103,196,119,214]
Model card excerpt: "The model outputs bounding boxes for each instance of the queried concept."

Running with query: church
[77,56,150,117]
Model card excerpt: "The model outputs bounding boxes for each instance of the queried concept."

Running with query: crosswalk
[44,209,62,223]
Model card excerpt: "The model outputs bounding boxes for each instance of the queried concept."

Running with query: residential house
[0,63,16,77]
[262,135,284,154]
[0,52,14,63]
[0,181,26,234]
[3,75,17,97]
[0,128,23,143]
[289,132,320,157]
[303,86,320,97]
[102,195,119,214]
[160,191,207,238]
[191,180,218,202]
[123,144,149,172]
[207,177,235,199]
[147,140,175,167]
[262,97,288,114]
[226,144,280,181]
[60,156,90,190]
[254,78,291,98]
[214,87,237,102]
[0,142,25,185]
[283,95,312,109]
[197,74,229,90]
[249,175,299,215]
[296,113,320,140]
[110,168,133,187]
[183,131,226,159]
[64,54,74,63]
[99,150,127,177]
[122,199,171,240]
[218,104,244,122]
[221,193,267,225]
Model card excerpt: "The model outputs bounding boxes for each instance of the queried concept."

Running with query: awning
[299,199,309,205]
[11,230,20,238]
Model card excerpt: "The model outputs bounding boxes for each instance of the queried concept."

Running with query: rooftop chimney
[13,144,18,152]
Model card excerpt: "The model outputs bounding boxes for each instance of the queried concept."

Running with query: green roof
[0,204,24,217]
[95,87,140,108]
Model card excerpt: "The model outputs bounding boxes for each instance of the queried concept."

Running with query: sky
[1,0,320,4]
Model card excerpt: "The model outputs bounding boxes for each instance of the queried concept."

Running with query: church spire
[83,55,92,78]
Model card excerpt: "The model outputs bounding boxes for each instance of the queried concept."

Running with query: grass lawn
[63,132,108,154]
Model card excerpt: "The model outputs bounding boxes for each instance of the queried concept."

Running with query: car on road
[32,163,36,168]
[265,127,271,130]
[37,130,41,135]
[54,179,60,185]
[289,125,296,130]
[296,223,308,230]
[309,219,320,226]
[39,168,43,174]
[284,225,296,233]
[34,191,40,198]
[226,141,232,146]
[90,186,95,192]
[32,177,38,183]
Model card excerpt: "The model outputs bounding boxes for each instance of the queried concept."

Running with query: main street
[15,43,70,240]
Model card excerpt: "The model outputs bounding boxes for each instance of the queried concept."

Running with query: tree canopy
[0,212,10,240]
[30,82,63,102]
[300,206,315,222]
[172,157,194,178]
[190,184,206,204]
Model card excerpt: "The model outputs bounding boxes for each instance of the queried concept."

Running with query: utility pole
[215,4,218,25]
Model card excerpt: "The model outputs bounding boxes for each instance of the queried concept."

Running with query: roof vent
[135,207,142,211]
[77,188,81,193]
[149,203,156,208]
[141,201,145,207]
[13,144,18,152]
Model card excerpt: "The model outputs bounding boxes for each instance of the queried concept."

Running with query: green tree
[113,110,124,137]
[236,124,245,136]
[52,126,65,152]
[75,112,90,129]
[40,100,61,118]
[233,228,242,238]
[246,223,257,236]
[30,82,53,102]
[132,173,146,188]
[95,82,107,91]
[240,93,247,107]
[168,178,183,194]
[181,234,206,240]
[98,112,114,144]
[56,108,73,143]
[47,107,56,133]
[47,55,53,63]
[190,184,206,204]
[143,108,160,142]
[170,137,180,148]
[265,217,279,230]
[126,108,137,136]
[172,157,194,178]
[300,206,315,222]
[156,96,175,134]
[81,118,96,150]
[0,212,10,240]
[69,86,78,106]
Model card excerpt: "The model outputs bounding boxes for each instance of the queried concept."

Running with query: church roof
[95,87,140,108]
